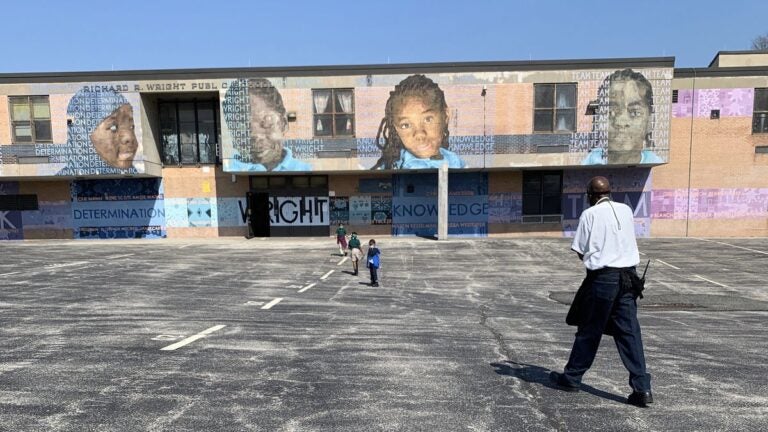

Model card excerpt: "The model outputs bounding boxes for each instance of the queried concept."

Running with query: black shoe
[549,371,580,392]
[371,282,379,287]
[627,391,653,407]
[353,271,358,276]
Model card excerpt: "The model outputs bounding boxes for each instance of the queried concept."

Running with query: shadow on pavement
[490,360,627,404]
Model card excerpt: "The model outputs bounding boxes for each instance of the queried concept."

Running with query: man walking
[550,176,653,407]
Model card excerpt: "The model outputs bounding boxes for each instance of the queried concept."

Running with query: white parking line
[178,244,192,249]
[106,254,134,260]
[639,252,646,256]
[45,261,90,269]
[320,270,334,280]
[298,283,317,293]
[160,325,226,351]
[694,238,768,255]
[337,257,349,266]
[261,298,283,309]
[656,259,681,270]
[0,272,20,276]
[694,275,729,288]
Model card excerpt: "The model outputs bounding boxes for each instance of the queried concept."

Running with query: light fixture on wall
[585,100,599,116]
[231,174,237,183]
[287,112,297,122]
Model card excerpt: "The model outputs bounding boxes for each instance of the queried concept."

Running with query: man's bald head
[587,176,611,205]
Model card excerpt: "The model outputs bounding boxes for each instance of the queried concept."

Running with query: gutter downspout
[685,68,697,237]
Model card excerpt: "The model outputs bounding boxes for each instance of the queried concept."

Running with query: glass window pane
[34,120,52,141]
[754,89,768,111]
[269,176,287,188]
[555,110,575,132]
[312,90,332,113]
[310,176,327,188]
[197,102,214,121]
[542,196,561,214]
[556,84,577,108]
[754,113,768,133]
[542,174,561,195]
[314,115,333,136]
[159,103,177,123]
[334,115,354,136]
[533,110,553,132]
[14,124,32,141]
[334,90,354,113]
[535,85,555,108]
[522,194,541,215]
[161,133,179,165]
[197,123,216,163]
[178,103,196,122]
[31,97,51,118]
[180,143,198,164]
[292,176,310,188]
[250,177,268,189]
[11,101,31,121]
[523,174,541,194]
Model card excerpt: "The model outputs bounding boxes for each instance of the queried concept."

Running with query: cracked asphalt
[0,237,766,431]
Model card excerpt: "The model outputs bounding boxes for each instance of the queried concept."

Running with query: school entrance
[247,175,330,237]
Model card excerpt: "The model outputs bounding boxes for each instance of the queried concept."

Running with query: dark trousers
[563,270,651,392]
[369,266,378,284]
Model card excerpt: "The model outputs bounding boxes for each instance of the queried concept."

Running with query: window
[0,194,39,211]
[159,100,219,165]
[533,83,576,133]
[9,96,52,143]
[312,89,354,137]
[522,171,562,219]
[753,88,768,133]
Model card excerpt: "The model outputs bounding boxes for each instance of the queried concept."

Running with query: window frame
[8,95,53,144]
[522,170,563,217]
[532,83,577,134]
[753,88,768,134]
[312,88,355,138]
[158,99,220,166]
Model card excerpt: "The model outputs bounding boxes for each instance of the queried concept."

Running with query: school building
[0,50,766,240]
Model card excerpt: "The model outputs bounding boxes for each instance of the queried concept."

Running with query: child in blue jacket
[366,239,381,287]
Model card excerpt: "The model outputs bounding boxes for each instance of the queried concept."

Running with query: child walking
[335,223,348,256]
[348,232,363,275]
[366,239,381,287]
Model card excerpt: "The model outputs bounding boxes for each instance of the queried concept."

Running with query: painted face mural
[608,80,651,158]
[248,93,286,166]
[372,74,464,170]
[394,96,446,159]
[90,104,138,169]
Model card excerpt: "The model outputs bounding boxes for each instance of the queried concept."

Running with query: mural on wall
[330,196,349,226]
[392,172,489,237]
[0,182,23,240]
[370,74,466,170]
[562,168,653,237]
[0,85,145,177]
[222,78,311,172]
[71,178,164,239]
[577,69,666,165]
[672,88,754,118]
[651,188,768,220]
[58,88,143,176]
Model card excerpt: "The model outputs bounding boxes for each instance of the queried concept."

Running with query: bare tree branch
[752,34,768,50]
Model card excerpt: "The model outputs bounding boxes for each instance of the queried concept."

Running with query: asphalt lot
[1,236,767,431]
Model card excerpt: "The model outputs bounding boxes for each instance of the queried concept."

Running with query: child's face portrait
[90,104,138,169]
[249,94,285,163]
[394,96,446,159]
[608,79,651,153]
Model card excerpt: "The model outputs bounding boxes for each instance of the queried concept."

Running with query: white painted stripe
[0,272,20,276]
[694,275,729,288]
[107,254,134,260]
[639,252,646,256]
[178,244,192,249]
[694,238,768,256]
[656,259,681,270]
[337,257,349,266]
[46,261,89,269]
[261,298,283,309]
[160,325,226,351]
[298,283,317,293]
[320,270,334,280]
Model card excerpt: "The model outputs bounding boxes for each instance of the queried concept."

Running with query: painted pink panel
[651,188,768,219]
[672,88,754,118]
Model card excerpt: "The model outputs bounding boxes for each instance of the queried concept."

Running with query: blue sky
[1,0,767,73]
